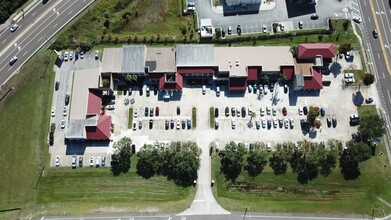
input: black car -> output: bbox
[215,108,219,118]
[139,120,142,129]
[149,119,153,129]
[65,94,70,105]
[231,107,235,116]
[177,106,181,115]
[303,106,308,115]
[55,81,60,91]
[149,107,154,117]
[165,119,169,130]
[327,118,331,127]
[237,25,241,35]
[241,107,246,117]
[321,67,331,75]
[311,14,319,20]
[267,119,272,129]
[145,107,149,117]
[332,117,337,127]
[373,29,378,39]
[270,83,274,92]
[225,107,229,117]
[182,119,186,129]
[365,97,374,103]
[222,29,226,38]
[78,157,83,167]
[43,0,49,3]
[170,119,174,129]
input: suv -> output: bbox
[350,114,360,126]
[65,94,70,105]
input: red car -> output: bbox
[155,107,159,116]
[282,107,287,116]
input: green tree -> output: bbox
[111,137,132,176]
[125,74,138,84]
[136,146,162,179]
[358,114,385,140]
[363,73,375,86]
[220,151,244,182]
[102,78,110,87]
[319,151,337,177]
[246,150,268,179]
[269,152,287,175]
[339,42,351,55]
[307,106,320,127]
[340,141,372,180]
[215,28,221,39]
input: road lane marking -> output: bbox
[387,89,391,103]
[53,23,58,28]
[22,51,28,57]
[31,12,36,17]
[68,10,73,15]
[369,0,391,75]
[1,39,6,44]
[378,53,381,59]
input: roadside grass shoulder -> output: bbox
[0,51,55,216]
[128,108,133,129]
[192,107,197,129]
[210,107,215,128]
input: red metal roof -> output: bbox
[177,67,215,74]
[86,115,111,140]
[87,89,102,115]
[302,67,323,90]
[158,74,183,91]
[247,66,259,81]
[229,77,247,91]
[298,43,335,59]
[281,66,295,80]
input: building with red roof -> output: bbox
[297,43,335,59]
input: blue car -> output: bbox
[187,119,191,129]
[248,85,253,93]
[320,107,326,117]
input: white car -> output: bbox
[96,157,101,167]
[55,156,60,167]
[290,118,294,128]
[10,24,19,32]
[187,2,195,6]
[272,108,277,116]
[280,23,285,31]
[60,120,65,129]
[260,107,265,116]
[284,119,289,129]
[95,50,99,59]
[273,118,278,128]
[202,85,206,94]
[107,105,115,110]
[176,119,180,129]
[262,24,267,33]
[63,107,67,116]
[187,6,196,11]
[345,51,351,59]
[248,106,252,115]
[345,78,355,84]
[298,107,303,115]
[51,107,56,117]
[89,156,94,167]
[266,106,271,115]
[64,52,69,61]
[69,51,73,60]
[134,108,138,118]
[262,118,266,128]
[352,16,362,23]
[231,118,236,129]
[344,73,354,78]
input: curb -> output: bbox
[13,0,42,23]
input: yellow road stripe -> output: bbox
[369,0,391,74]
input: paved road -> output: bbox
[357,0,391,164]
[0,0,95,86]
[40,212,382,220]
[194,0,348,34]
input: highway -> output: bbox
[0,0,95,86]
[357,0,391,161]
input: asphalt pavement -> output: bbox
[0,0,95,86]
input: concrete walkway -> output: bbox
[179,106,230,215]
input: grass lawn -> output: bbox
[192,107,197,129]
[210,107,215,128]
[212,104,391,218]
[128,107,134,129]
[35,156,195,217]
[0,51,55,218]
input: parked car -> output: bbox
[280,23,285,31]
[182,119,186,129]
[284,84,288,94]
[171,119,174,129]
[237,25,241,35]
[215,119,219,129]
[139,119,143,129]
[51,107,56,117]
[241,107,246,117]
[80,51,84,59]
[71,156,77,168]
[279,119,284,128]
[101,156,106,167]
[282,107,287,116]
[231,118,236,129]
[365,97,374,103]
[187,2,195,6]
[256,119,260,129]
[270,83,274,92]
[133,122,137,130]
[149,107,154,117]
[345,78,355,84]
[89,156,94,167]
[202,85,206,94]
[96,157,101,167]
[272,108,277,116]
[327,118,331,127]
[332,117,337,127]
[298,21,303,29]
[155,106,159,116]
[187,119,191,129]
[216,86,220,96]
[215,108,219,117]
[303,106,308,115]
[320,107,326,117]
[267,119,272,129]
[273,118,278,128]
[284,119,289,129]
[298,107,303,115]
[311,14,319,20]
[79,157,83,167]
[106,105,115,110]
[350,114,360,126]
[260,107,265,116]
[55,156,60,167]
[65,94,70,105]
[177,106,181,115]
[149,119,153,129]
[262,119,266,128]
[221,28,226,38]
[95,50,99,59]
[228,26,232,35]
[69,51,73,60]
[266,106,271,115]
[225,107,229,117]
[262,24,267,33]
[63,51,69,61]
[176,119,180,129]
[60,120,65,129]
[236,108,241,117]
[165,119,169,130]
[231,107,235,116]
[145,107,149,116]
[290,118,295,129]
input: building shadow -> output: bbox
[285,0,316,18]
[65,140,110,155]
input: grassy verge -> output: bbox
[192,107,197,129]
[210,107,215,128]
[0,51,55,218]
[128,108,133,129]
[35,156,195,217]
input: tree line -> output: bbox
[0,0,28,24]
[110,137,201,187]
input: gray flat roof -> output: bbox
[145,48,176,72]
[70,68,100,120]
[214,46,294,76]
[122,45,146,73]
[66,116,97,139]
[102,48,123,73]
[176,44,214,66]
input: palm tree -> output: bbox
[278,73,288,83]
[125,74,138,85]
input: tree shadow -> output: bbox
[330,62,342,78]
